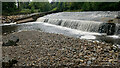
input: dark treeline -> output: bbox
[2,2,17,13]
[52,2,120,11]
[2,2,120,15]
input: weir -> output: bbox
[37,18,101,32]
[37,17,120,35]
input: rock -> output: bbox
[87,61,92,65]
[79,59,84,62]
[2,59,18,67]
[98,23,116,35]
[9,36,19,43]
[91,57,96,60]
[115,15,120,19]
[108,59,113,62]
[2,31,119,66]
[107,23,116,35]
[2,36,19,46]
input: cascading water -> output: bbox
[36,12,120,35]
[37,18,102,32]
[37,17,120,35]
[2,11,120,44]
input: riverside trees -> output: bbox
[51,2,120,11]
[2,2,120,15]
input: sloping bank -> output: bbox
[2,31,119,67]
[2,11,61,24]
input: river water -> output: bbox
[1,11,120,45]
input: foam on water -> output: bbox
[2,11,120,44]
[107,35,120,38]
[80,35,96,39]
[42,11,118,22]
[1,22,16,26]
[37,17,102,32]
[37,12,120,35]
[19,22,101,40]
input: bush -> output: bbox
[31,6,35,13]
[38,9,41,12]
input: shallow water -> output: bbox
[1,22,120,45]
[41,11,118,22]
[1,11,120,45]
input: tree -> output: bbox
[2,2,17,12]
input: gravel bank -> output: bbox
[2,15,31,23]
[2,31,119,67]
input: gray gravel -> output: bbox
[2,31,119,67]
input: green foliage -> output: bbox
[38,9,41,12]
[31,6,35,13]
[51,7,58,11]
[2,2,120,15]
[51,2,120,11]
[2,2,17,13]
[29,2,52,12]
[81,2,120,11]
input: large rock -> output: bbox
[2,36,19,46]
[98,23,116,35]
[115,15,120,19]
[2,59,18,67]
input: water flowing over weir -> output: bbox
[36,12,120,35]
[35,12,120,45]
[1,11,120,45]
[37,18,102,32]
[37,17,120,35]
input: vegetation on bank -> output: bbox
[2,2,120,15]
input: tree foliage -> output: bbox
[51,2,120,11]
[2,2,17,13]
[29,2,52,12]
[2,2,120,14]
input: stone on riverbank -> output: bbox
[2,36,19,46]
[2,31,119,67]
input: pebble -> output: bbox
[87,61,92,65]
[91,57,96,60]
[2,31,119,66]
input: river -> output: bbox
[1,11,120,45]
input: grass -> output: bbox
[51,7,58,11]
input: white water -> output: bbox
[2,11,120,44]
[41,11,118,22]
[37,12,120,35]
[37,18,102,32]
[18,22,101,40]
[0,22,16,26]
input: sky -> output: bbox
[48,0,52,3]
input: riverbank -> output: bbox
[2,14,32,23]
[2,11,61,24]
[2,31,119,67]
